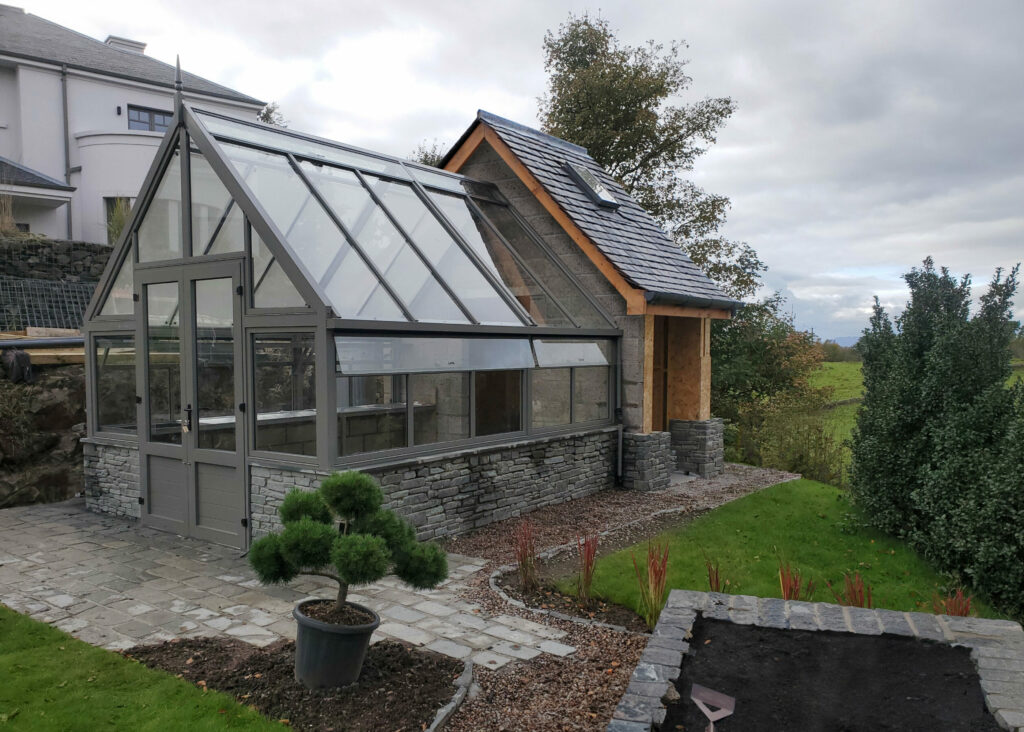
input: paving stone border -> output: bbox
[427,659,474,732]
[608,589,1024,732]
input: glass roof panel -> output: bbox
[196,111,405,177]
[99,254,134,316]
[299,162,468,324]
[428,191,572,327]
[220,143,405,321]
[363,176,523,326]
[474,200,611,328]
[336,335,535,374]
[533,339,612,367]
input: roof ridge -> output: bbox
[477,110,589,156]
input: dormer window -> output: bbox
[565,162,619,209]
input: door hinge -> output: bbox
[238,402,246,413]
[240,518,248,528]
[132,292,140,302]
[236,285,244,296]
[138,496,145,505]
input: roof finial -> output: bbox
[174,55,183,91]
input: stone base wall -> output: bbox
[621,431,673,491]
[0,237,111,282]
[669,418,725,478]
[83,442,140,518]
[252,429,618,540]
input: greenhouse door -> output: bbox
[137,260,247,549]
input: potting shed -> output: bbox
[82,80,738,550]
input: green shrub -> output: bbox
[851,258,1024,617]
[248,470,447,611]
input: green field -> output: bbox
[810,361,864,402]
[581,479,1001,618]
[0,605,278,731]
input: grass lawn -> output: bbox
[810,361,863,402]
[0,605,280,731]
[583,479,1002,619]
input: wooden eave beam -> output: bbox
[444,123,732,321]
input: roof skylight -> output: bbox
[565,162,619,209]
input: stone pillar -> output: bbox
[669,418,725,478]
[621,431,673,491]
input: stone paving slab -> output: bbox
[0,498,575,670]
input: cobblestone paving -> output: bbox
[0,498,573,670]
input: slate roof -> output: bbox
[445,110,740,311]
[0,155,75,191]
[0,5,263,106]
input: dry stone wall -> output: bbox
[83,442,140,518]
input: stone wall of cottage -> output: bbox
[82,441,140,518]
[251,428,618,540]
[670,418,725,478]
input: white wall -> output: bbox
[4,57,260,242]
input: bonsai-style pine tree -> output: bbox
[249,471,447,611]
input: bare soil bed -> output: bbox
[667,618,1000,731]
[127,636,462,731]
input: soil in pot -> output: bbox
[301,599,376,625]
[128,636,463,732]
[664,618,1001,731]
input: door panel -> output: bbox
[137,261,247,550]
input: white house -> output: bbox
[0,4,264,243]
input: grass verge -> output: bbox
[581,479,1002,619]
[0,605,280,731]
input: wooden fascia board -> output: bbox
[445,125,647,313]
[643,303,733,320]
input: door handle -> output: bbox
[184,403,193,433]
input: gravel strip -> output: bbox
[443,464,797,731]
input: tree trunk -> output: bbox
[335,581,349,611]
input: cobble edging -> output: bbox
[252,430,618,540]
[83,442,140,519]
[426,660,474,732]
[608,590,1024,732]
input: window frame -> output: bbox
[89,331,140,439]
[249,329,320,464]
[128,104,174,133]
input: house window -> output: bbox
[128,105,173,132]
[15,223,29,233]
[104,197,132,245]
[475,370,523,437]
[93,334,136,434]
[253,333,317,456]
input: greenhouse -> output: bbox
[82,86,737,550]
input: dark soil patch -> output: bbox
[665,618,1000,732]
[127,636,462,731]
[495,571,648,634]
[302,599,376,626]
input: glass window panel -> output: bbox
[99,254,134,316]
[195,278,235,451]
[365,177,521,325]
[146,282,181,444]
[337,374,407,455]
[573,366,610,422]
[300,163,467,323]
[531,368,571,428]
[94,334,136,434]
[353,285,406,321]
[221,144,403,320]
[253,333,316,456]
[475,200,611,328]
[475,370,522,436]
[429,191,571,326]
[336,336,534,375]
[190,152,243,256]
[138,150,182,262]
[197,112,405,176]
[533,339,612,367]
[407,165,464,193]
[411,372,470,446]
[252,229,306,308]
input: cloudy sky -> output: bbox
[27,0,1024,339]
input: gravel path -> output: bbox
[443,464,798,732]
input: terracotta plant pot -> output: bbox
[293,599,381,688]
